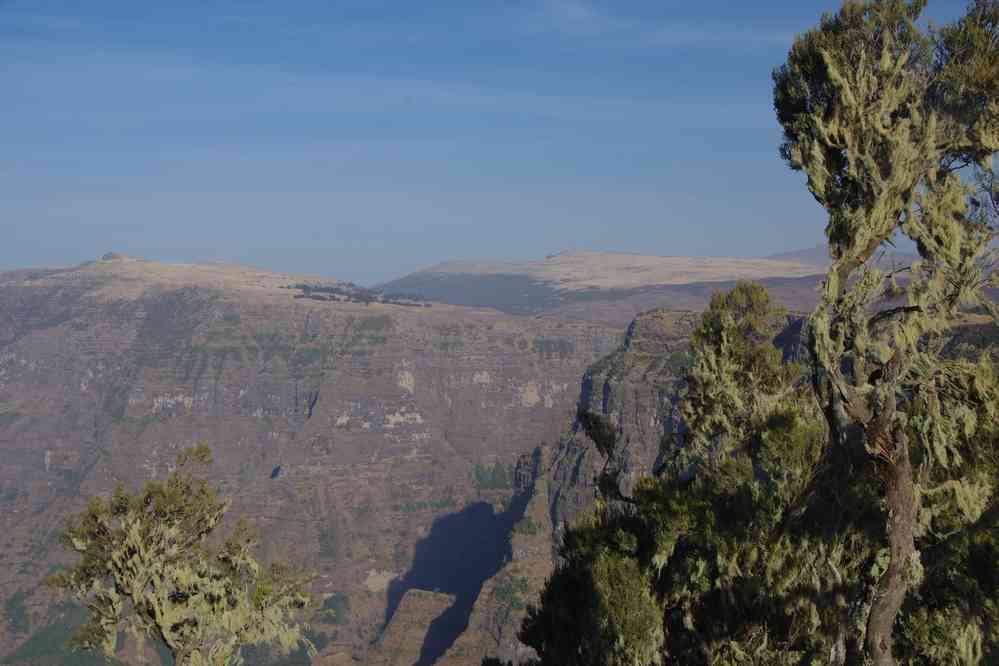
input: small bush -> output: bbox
[0,604,122,666]
[3,590,29,635]
[474,462,514,490]
[512,517,540,537]
[317,592,350,625]
[494,575,530,611]
[317,524,340,561]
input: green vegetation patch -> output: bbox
[135,288,218,368]
[356,314,394,333]
[253,330,294,365]
[317,592,350,625]
[494,575,530,612]
[474,462,514,490]
[317,523,340,561]
[512,516,540,537]
[434,324,464,353]
[663,349,694,375]
[1,604,124,666]
[239,628,333,666]
[0,405,21,428]
[58,465,86,498]
[532,337,576,359]
[396,496,458,513]
[3,590,29,635]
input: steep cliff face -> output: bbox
[0,258,621,662]
[453,309,826,665]
[441,309,696,665]
[545,309,697,543]
[435,448,554,666]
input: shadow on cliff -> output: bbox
[383,495,529,666]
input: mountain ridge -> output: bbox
[388,249,822,292]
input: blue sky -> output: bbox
[0,1,968,284]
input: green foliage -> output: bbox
[523,278,999,664]
[474,462,514,490]
[511,517,540,537]
[46,444,315,666]
[317,592,350,625]
[532,337,575,359]
[675,281,796,466]
[3,589,29,635]
[773,0,999,660]
[253,330,294,366]
[494,575,530,612]
[577,408,618,459]
[240,628,332,666]
[317,522,340,561]
[1,603,124,666]
[289,346,323,374]
[356,314,393,333]
[0,408,20,428]
[521,545,663,666]
[663,349,694,376]
[525,284,828,664]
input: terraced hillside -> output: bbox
[0,256,621,664]
[4,253,988,665]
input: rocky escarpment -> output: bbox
[435,309,697,665]
[545,309,698,543]
[436,448,554,666]
[452,308,821,665]
[0,259,621,663]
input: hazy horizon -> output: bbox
[2,1,964,284]
[0,243,835,285]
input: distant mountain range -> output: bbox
[765,245,832,266]
[379,250,828,322]
[398,249,822,291]
[0,249,993,665]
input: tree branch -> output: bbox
[868,305,922,328]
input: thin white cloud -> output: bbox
[2,51,775,134]
[3,1,795,55]
[537,0,612,33]
[527,0,793,47]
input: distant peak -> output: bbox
[544,249,574,260]
[100,251,135,262]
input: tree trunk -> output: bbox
[864,430,917,666]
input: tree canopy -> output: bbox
[47,444,315,666]
[520,2,999,664]
[774,0,998,661]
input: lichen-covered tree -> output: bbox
[521,283,835,664]
[519,2,999,665]
[47,444,315,666]
[774,0,998,662]
[522,281,997,665]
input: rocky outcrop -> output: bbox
[546,309,697,547]
[436,448,554,666]
[443,309,697,665]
